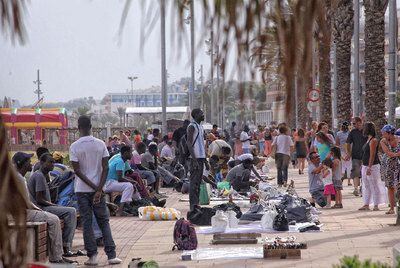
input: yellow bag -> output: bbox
[138,206,181,221]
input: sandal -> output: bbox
[386,209,395,215]
[358,206,370,211]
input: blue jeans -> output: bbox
[92,214,102,239]
[243,148,251,154]
[43,206,76,250]
[275,153,290,185]
[76,192,116,259]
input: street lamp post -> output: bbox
[388,0,397,125]
[127,76,138,104]
[161,0,167,135]
[33,69,43,102]
[190,0,195,111]
[127,76,138,127]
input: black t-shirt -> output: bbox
[172,127,186,144]
[346,129,367,160]
[362,139,380,166]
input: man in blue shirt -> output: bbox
[105,145,138,216]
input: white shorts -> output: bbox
[341,159,352,177]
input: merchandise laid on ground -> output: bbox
[172,170,318,262]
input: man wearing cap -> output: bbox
[12,152,70,263]
[27,153,77,258]
[226,154,257,192]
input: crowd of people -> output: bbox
[10,109,400,265]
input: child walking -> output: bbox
[329,146,343,209]
[321,158,336,208]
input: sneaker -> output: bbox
[108,257,122,265]
[84,254,98,266]
[353,189,359,196]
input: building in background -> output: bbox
[104,78,189,113]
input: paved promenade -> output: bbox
[71,164,400,267]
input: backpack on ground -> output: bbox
[172,218,198,251]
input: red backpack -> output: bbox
[172,218,198,251]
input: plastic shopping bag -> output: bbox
[138,206,181,221]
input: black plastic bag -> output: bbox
[187,207,216,226]
[273,208,289,231]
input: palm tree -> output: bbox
[75,106,91,117]
[124,0,323,125]
[363,0,388,132]
[316,0,333,127]
[332,0,354,125]
[116,107,126,127]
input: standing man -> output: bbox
[346,116,367,196]
[240,125,252,154]
[229,121,237,156]
[28,153,77,258]
[70,115,121,266]
[187,108,208,211]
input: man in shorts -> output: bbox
[346,117,367,196]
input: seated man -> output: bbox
[142,142,178,188]
[28,153,77,256]
[33,146,50,172]
[160,139,175,161]
[105,145,139,216]
[308,152,326,207]
[208,139,232,179]
[226,156,257,192]
[12,152,72,263]
[131,142,159,193]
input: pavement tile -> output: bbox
[69,163,400,267]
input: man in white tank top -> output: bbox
[187,108,209,211]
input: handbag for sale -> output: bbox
[211,210,229,232]
[272,207,289,231]
[261,205,278,230]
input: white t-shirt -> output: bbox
[272,134,294,156]
[70,135,110,193]
[240,131,251,149]
[147,134,154,141]
[160,144,174,158]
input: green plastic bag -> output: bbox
[199,182,210,205]
[217,181,231,191]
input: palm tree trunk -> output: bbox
[296,75,309,129]
[317,0,332,126]
[364,0,388,132]
[333,0,354,124]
